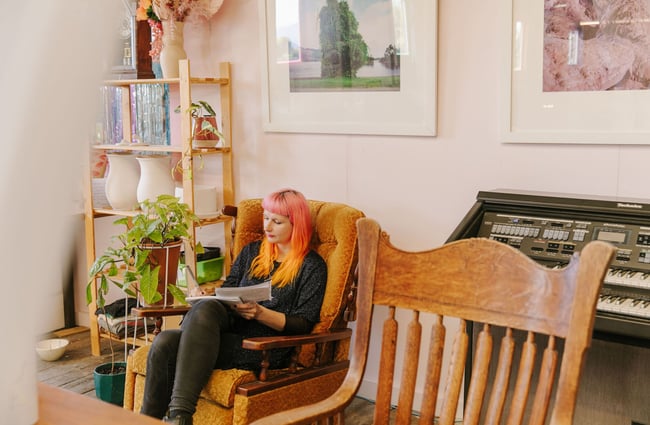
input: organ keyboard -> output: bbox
[448,189,650,345]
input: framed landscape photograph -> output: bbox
[502,1,650,144]
[259,0,437,136]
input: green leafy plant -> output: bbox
[86,194,201,309]
[187,100,216,117]
[175,100,224,140]
[172,100,225,177]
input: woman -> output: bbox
[141,189,327,425]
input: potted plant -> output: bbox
[176,100,224,148]
[87,193,201,309]
[91,300,128,406]
[86,194,200,404]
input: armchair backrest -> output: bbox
[228,198,365,363]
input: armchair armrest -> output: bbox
[237,329,353,397]
[240,329,352,383]
[241,329,352,351]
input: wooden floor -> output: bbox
[36,327,422,424]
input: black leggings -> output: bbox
[140,299,241,419]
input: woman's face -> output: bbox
[263,210,293,247]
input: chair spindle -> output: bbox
[418,314,445,424]
[374,306,398,425]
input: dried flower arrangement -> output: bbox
[136,0,223,60]
[152,0,223,23]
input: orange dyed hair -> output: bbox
[249,189,313,287]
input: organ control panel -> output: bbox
[448,189,650,345]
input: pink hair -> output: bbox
[249,189,312,287]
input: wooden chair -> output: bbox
[124,198,365,425]
[252,218,615,425]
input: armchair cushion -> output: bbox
[130,344,257,409]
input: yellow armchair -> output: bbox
[123,198,365,424]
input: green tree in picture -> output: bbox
[319,0,369,79]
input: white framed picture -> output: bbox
[259,0,437,136]
[502,1,650,144]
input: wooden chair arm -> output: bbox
[250,380,359,425]
[241,329,352,351]
[222,204,238,217]
[237,329,353,397]
[241,329,352,383]
[132,305,191,336]
[132,305,191,317]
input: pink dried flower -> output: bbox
[148,20,163,59]
[151,0,223,23]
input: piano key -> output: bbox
[604,268,650,289]
[597,296,650,319]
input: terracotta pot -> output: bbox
[143,240,183,306]
[192,116,220,148]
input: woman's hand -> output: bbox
[233,302,260,320]
[232,302,286,331]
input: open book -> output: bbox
[186,280,272,306]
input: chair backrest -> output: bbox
[357,218,615,425]
[228,198,365,363]
[252,218,615,425]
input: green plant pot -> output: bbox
[93,361,127,405]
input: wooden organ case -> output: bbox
[449,189,650,425]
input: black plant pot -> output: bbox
[93,361,127,405]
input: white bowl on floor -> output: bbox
[36,338,69,361]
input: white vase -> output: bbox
[105,153,140,210]
[136,155,175,204]
[159,20,186,78]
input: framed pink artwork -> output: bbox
[502,1,650,144]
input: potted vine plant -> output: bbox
[175,100,224,148]
[91,298,128,406]
[86,193,200,405]
[87,193,201,309]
